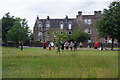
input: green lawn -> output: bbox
[2,47,118,78]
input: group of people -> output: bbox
[61,41,79,51]
[43,41,103,51]
[43,41,55,51]
[93,42,103,50]
[19,41,103,51]
[43,41,84,51]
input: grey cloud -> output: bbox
[0,0,114,30]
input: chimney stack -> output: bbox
[47,16,50,20]
[78,11,82,15]
[94,10,101,15]
[94,10,101,18]
[37,15,39,20]
[65,15,68,19]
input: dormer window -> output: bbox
[60,21,64,29]
[46,21,50,28]
[88,19,91,24]
[38,22,43,29]
[68,21,72,29]
[84,19,88,24]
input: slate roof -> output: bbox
[34,18,76,28]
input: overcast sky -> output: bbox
[0,0,115,31]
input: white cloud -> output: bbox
[0,0,114,31]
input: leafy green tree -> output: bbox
[7,18,29,47]
[68,30,88,42]
[95,1,120,50]
[29,31,34,41]
[27,30,34,46]
[2,12,14,43]
[46,30,53,41]
[55,32,67,55]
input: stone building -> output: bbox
[33,11,111,43]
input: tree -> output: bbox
[2,12,14,43]
[46,30,53,41]
[95,1,120,50]
[26,30,34,47]
[55,32,67,55]
[7,18,29,47]
[68,30,88,42]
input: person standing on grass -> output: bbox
[99,42,103,50]
[20,42,23,51]
[43,41,47,49]
[48,42,51,51]
[61,41,64,52]
[50,42,54,49]
[79,42,83,48]
[65,41,69,51]
[74,41,77,51]
[70,41,74,51]
[94,41,99,49]
[88,43,92,48]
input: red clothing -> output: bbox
[43,42,47,46]
[94,42,99,47]
[49,47,51,51]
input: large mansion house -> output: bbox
[33,11,112,43]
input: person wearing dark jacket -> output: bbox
[74,41,77,51]
[20,42,23,51]
[43,41,47,49]
[100,42,103,50]
[61,41,64,51]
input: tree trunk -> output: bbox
[58,46,60,55]
[57,46,60,55]
[111,38,114,50]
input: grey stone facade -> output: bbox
[33,11,111,43]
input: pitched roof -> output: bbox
[34,18,76,28]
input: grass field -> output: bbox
[2,47,118,78]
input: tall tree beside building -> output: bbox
[68,30,88,42]
[7,18,29,47]
[95,1,120,50]
[2,12,15,43]
[46,30,53,41]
